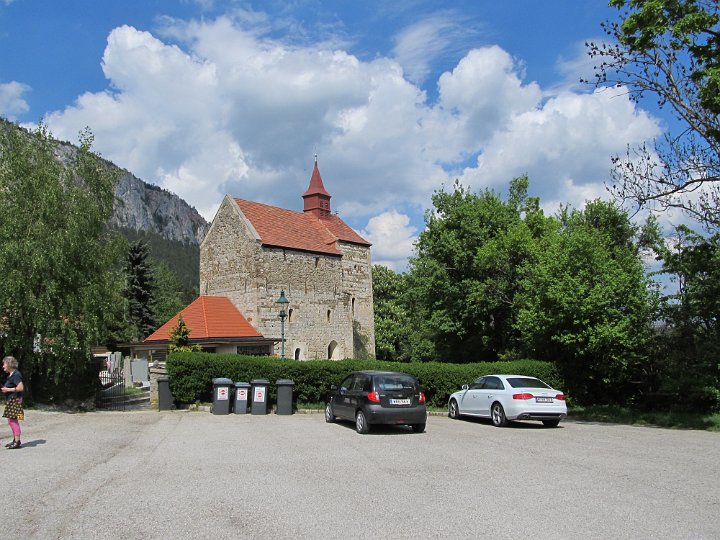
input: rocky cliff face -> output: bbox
[109,169,209,245]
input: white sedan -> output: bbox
[448,374,567,427]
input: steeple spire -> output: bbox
[303,157,331,218]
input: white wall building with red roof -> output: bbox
[199,160,375,360]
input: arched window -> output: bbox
[288,308,294,322]
[351,297,355,318]
[294,348,301,360]
[327,309,331,322]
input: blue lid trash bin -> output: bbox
[212,378,233,415]
[250,379,270,415]
[276,379,295,415]
[234,381,251,414]
[158,375,173,411]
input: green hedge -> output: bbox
[166,353,563,408]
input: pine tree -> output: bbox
[124,240,157,340]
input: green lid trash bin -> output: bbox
[250,379,270,415]
[212,378,233,415]
[276,379,295,415]
[234,381,251,414]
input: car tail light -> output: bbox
[418,392,426,404]
[513,393,534,400]
[367,391,380,403]
[555,394,565,400]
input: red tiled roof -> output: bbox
[234,198,370,254]
[145,296,262,342]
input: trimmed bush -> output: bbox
[166,353,563,408]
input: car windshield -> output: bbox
[506,377,551,389]
[376,375,417,391]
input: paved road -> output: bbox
[5,410,719,539]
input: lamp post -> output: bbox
[275,289,290,359]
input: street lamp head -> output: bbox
[276,288,289,318]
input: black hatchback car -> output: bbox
[325,371,427,434]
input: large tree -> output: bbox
[407,176,552,362]
[124,240,157,341]
[587,0,720,227]
[0,121,122,401]
[515,200,658,404]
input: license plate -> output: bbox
[389,398,411,405]
[536,397,553,403]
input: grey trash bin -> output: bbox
[158,376,173,411]
[212,378,233,415]
[276,379,295,415]
[234,381,251,414]
[250,378,270,415]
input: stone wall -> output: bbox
[200,196,375,360]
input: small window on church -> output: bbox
[315,257,319,268]
[327,309,331,322]
[288,308,293,322]
[351,298,355,318]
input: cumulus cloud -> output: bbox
[361,210,418,272]
[0,81,30,119]
[39,13,663,269]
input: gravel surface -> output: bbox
[5,410,719,539]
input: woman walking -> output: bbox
[2,356,24,449]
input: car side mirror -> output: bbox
[330,384,338,391]
[462,384,469,391]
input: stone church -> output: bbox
[199,160,376,360]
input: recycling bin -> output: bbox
[158,376,173,411]
[212,378,233,415]
[234,381,251,414]
[250,378,270,415]
[276,379,295,415]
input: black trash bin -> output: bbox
[250,378,270,415]
[158,376,173,411]
[276,379,295,415]
[234,381,251,414]
[212,378,233,415]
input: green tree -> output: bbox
[124,240,157,340]
[168,314,201,353]
[651,226,720,410]
[515,200,658,404]
[372,264,413,361]
[152,260,185,327]
[587,0,720,227]
[408,176,551,362]
[0,121,122,402]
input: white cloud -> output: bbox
[361,210,418,272]
[0,81,30,119]
[458,86,661,213]
[38,15,664,270]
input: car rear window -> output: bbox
[375,375,418,391]
[506,377,551,389]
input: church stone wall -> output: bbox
[200,197,376,360]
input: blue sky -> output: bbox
[1,1,668,270]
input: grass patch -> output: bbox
[569,405,720,432]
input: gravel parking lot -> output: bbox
[6,410,719,539]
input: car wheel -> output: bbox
[411,423,426,433]
[355,410,370,434]
[448,399,460,419]
[542,419,560,428]
[325,403,336,423]
[491,402,509,427]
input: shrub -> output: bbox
[166,353,563,408]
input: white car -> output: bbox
[448,374,567,427]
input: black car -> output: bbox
[325,371,427,434]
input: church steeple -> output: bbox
[302,155,332,218]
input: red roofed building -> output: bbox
[131,296,276,359]
[200,159,375,360]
